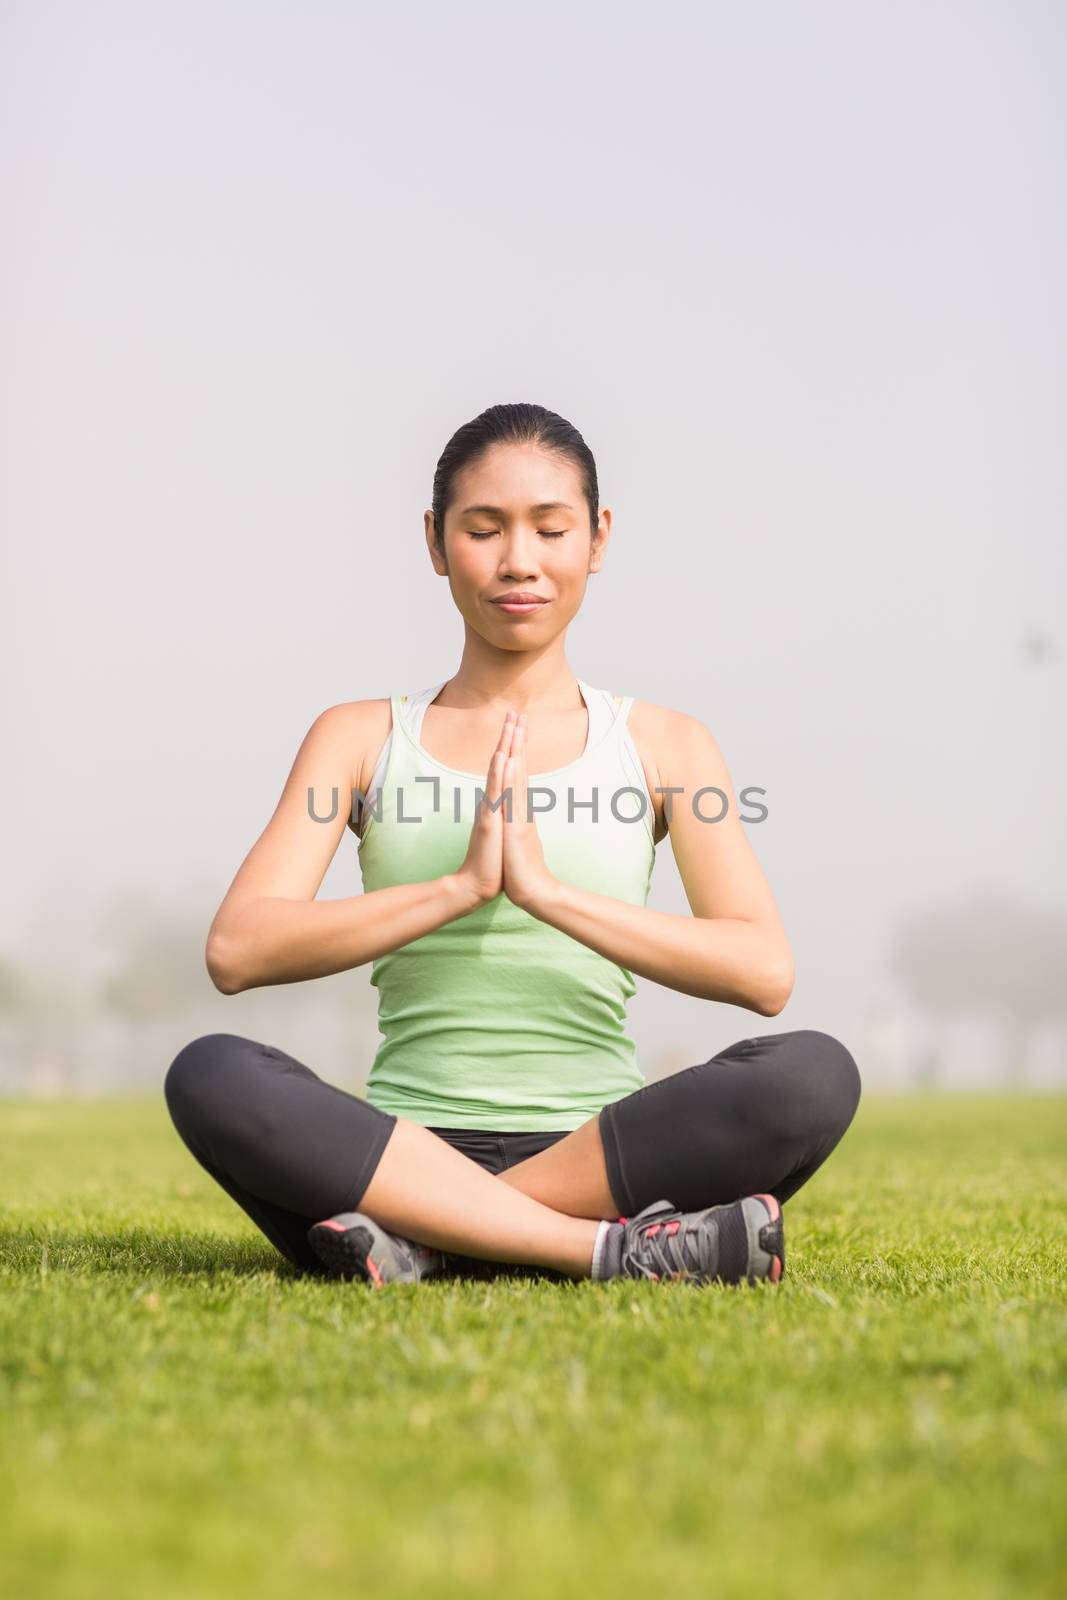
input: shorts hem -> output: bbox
[597,1100,636,1215]
[340,1109,398,1212]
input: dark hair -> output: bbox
[431,403,599,551]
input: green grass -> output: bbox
[1,1093,1065,1600]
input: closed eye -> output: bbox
[467,534,566,547]
[467,530,566,540]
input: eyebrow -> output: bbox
[459,502,575,517]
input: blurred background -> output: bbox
[2,0,1064,1098]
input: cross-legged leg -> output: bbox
[496,1030,862,1217]
[164,1033,399,1274]
[163,1033,603,1277]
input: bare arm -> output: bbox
[205,702,493,995]
[515,708,795,1016]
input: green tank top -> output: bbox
[355,678,658,1129]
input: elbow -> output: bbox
[752,954,795,1017]
[205,932,246,996]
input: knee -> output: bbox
[760,1029,861,1144]
[793,1030,862,1138]
[164,1033,242,1127]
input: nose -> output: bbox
[498,529,543,580]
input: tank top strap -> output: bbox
[401,683,448,744]
[363,686,442,799]
[604,689,653,848]
[356,695,404,839]
[605,690,636,736]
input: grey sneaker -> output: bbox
[307,1212,446,1287]
[617,1194,784,1286]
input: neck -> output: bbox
[439,636,583,715]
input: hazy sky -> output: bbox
[3,1,1064,1079]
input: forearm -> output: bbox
[206,874,482,993]
[525,881,794,1015]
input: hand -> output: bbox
[454,710,517,907]
[502,715,560,914]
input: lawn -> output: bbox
[1,1091,1065,1599]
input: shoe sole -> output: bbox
[743,1193,785,1284]
[307,1218,385,1287]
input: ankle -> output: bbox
[590,1219,624,1279]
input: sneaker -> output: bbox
[307,1212,446,1287]
[616,1194,784,1286]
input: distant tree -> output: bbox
[891,887,1067,1086]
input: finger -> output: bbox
[505,752,518,819]
[516,720,530,823]
[496,710,516,752]
[505,748,522,824]
[490,747,513,812]
[485,748,503,801]
[486,716,515,790]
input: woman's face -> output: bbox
[426,442,610,646]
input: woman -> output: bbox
[164,403,861,1289]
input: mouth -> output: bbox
[490,597,550,615]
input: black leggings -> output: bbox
[163,1029,861,1278]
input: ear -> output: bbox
[589,507,612,572]
[425,510,448,574]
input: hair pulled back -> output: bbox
[431,403,599,550]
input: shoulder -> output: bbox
[302,697,390,743]
[627,697,722,775]
[623,697,727,845]
[299,698,394,796]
